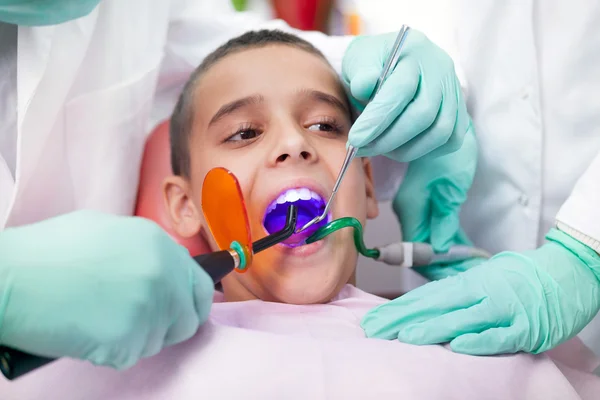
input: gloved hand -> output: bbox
[393,121,478,280]
[0,210,214,370]
[362,229,600,355]
[342,29,469,162]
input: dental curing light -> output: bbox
[1,167,298,381]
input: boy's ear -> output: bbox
[163,175,203,238]
[361,158,379,219]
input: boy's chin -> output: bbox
[268,269,351,305]
[274,285,341,305]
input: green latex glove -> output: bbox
[342,29,469,162]
[0,0,100,26]
[362,228,600,355]
[393,121,478,280]
[0,210,214,370]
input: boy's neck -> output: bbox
[220,271,357,303]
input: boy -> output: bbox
[163,29,379,305]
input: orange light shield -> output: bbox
[201,167,253,267]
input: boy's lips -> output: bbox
[261,180,332,247]
[277,235,327,257]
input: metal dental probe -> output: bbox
[296,25,411,233]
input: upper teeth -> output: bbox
[268,188,322,212]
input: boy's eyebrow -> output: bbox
[299,89,350,115]
[209,94,264,126]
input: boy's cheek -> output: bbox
[204,230,221,253]
[338,178,369,222]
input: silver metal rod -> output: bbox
[370,25,410,102]
[296,146,359,232]
[296,25,411,234]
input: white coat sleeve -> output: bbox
[556,151,600,253]
[149,0,353,129]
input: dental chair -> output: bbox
[134,120,210,256]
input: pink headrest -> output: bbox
[134,120,210,256]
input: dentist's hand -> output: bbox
[0,210,214,370]
[343,29,476,276]
[342,29,469,162]
[394,122,478,280]
[362,229,600,355]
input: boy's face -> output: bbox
[165,44,378,304]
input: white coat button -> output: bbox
[518,194,529,207]
[520,86,532,100]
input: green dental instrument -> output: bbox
[305,218,491,267]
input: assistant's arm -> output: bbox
[362,153,600,356]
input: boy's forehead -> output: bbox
[194,45,345,117]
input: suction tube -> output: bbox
[306,217,491,267]
[305,217,380,259]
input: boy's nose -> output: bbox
[270,127,318,166]
[276,150,313,164]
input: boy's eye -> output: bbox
[228,129,261,142]
[307,123,338,133]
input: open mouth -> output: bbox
[263,188,331,247]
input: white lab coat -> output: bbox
[0,0,351,230]
[455,0,600,254]
[455,0,600,354]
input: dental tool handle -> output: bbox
[0,346,55,380]
[376,242,432,267]
[370,25,410,102]
[376,242,491,267]
[429,245,492,264]
[194,249,240,285]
